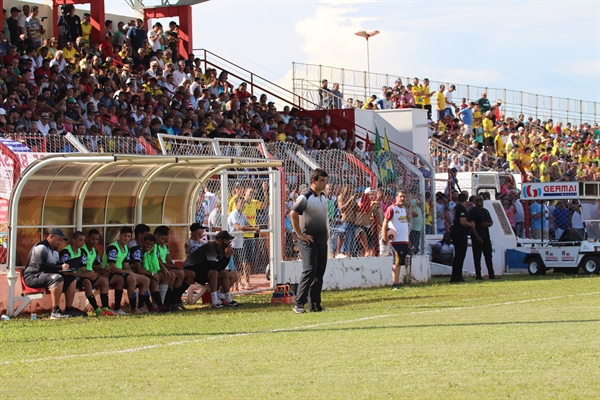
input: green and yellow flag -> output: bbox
[374,127,396,184]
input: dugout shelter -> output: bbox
[4,153,282,316]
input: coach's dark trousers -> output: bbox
[450,234,467,282]
[472,239,495,279]
[296,241,328,307]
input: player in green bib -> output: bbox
[85,229,121,315]
[130,232,170,312]
[59,231,113,317]
[154,226,185,311]
[103,226,150,315]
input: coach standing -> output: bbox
[290,168,329,313]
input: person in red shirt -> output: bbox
[99,32,115,62]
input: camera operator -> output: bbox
[58,5,81,48]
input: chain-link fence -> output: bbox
[158,135,278,292]
[292,63,599,124]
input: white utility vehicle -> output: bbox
[518,181,600,276]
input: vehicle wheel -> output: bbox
[528,258,546,276]
[581,256,600,275]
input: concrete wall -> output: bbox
[354,108,429,156]
[280,255,430,290]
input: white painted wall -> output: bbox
[280,255,430,290]
[354,108,429,156]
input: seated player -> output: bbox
[102,226,150,315]
[154,225,185,310]
[84,229,124,314]
[129,223,151,249]
[23,228,79,319]
[130,232,171,312]
[59,231,114,316]
[185,223,208,256]
[182,231,242,308]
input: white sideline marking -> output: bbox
[1,291,598,366]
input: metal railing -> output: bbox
[292,62,599,124]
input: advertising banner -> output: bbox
[521,182,579,200]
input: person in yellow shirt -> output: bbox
[435,84,446,121]
[228,184,245,214]
[539,155,550,182]
[494,129,507,158]
[412,77,424,109]
[81,13,92,46]
[508,144,520,173]
[521,147,533,172]
[422,78,435,119]
[482,111,494,148]
[530,156,539,179]
[62,41,80,64]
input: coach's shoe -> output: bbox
[112,309,129,316]
[391,284,404,291]
[293,305,306,314]
[211,303,224,309]
[50,310,70,319]
[225,301,243,307]
[309,303,324,312]
[132,308,146,315]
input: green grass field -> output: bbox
[2,274,600,399]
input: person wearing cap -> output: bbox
[23,228,80,319]
[290,168,329,313]
[182,230,242,308]
[186,223,208,256]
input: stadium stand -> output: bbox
[2,3,598,317]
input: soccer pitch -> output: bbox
[2,275,600,399]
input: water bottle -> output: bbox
[31,313,37,321]
[0,314,9,321]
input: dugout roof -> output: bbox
[7,153,282,277]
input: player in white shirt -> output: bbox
[381,191,412,290]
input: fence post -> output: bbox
[364,71,367,101]
[466,85,470,101]
[503,89,506,117]
[520,91,523,115]
[292,62,295,99]
[341,68,345,96]
[319,64,322,86]
[550,96,553,120]
[535,94,538,120]
[580,100,583,125]
[566,98,569,123]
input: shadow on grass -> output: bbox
[5,318,600,345]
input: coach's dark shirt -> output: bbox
[291,188,328,245]
[24,240,61,276]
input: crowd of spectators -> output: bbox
[316,77,600,183]
[0,5,373,156]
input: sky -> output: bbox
[103,0,599,103]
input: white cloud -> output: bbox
[551,59,600,81]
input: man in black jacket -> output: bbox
[23,228,78,319]
[469,195,496,280]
